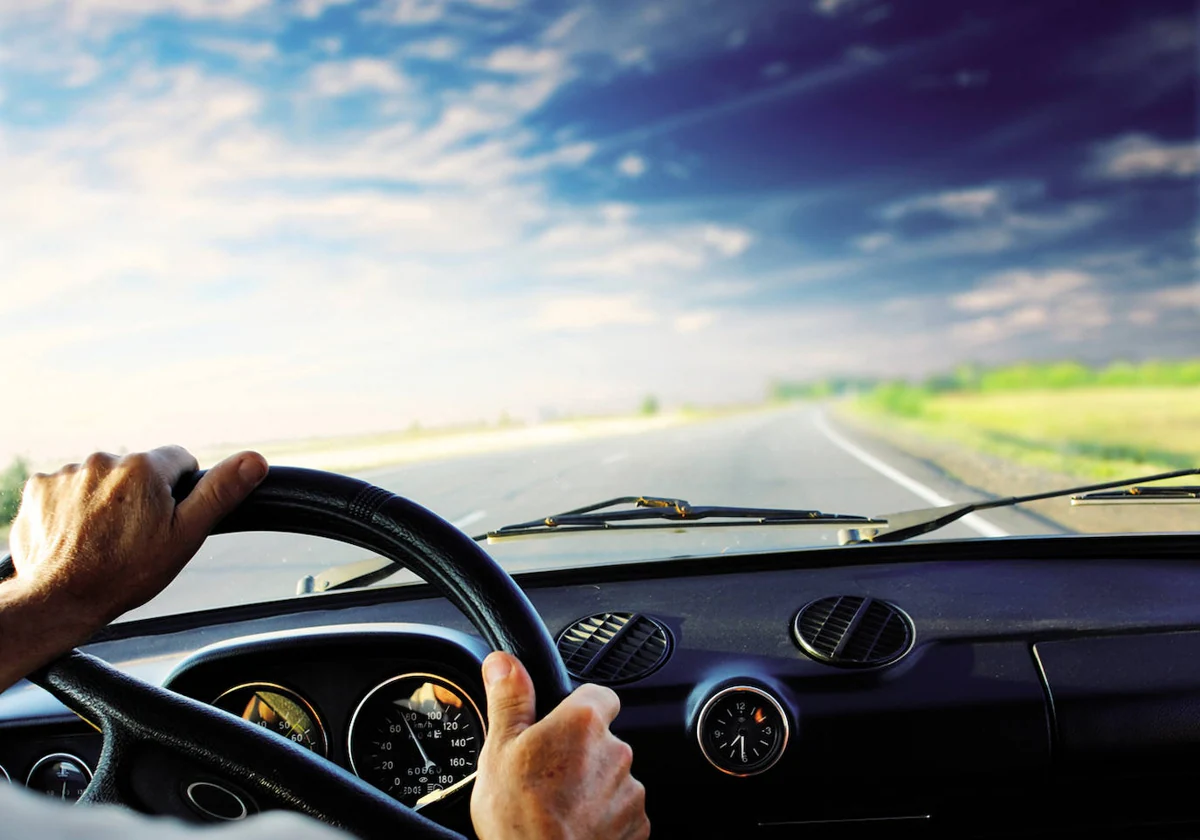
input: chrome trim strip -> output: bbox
[759,814,931,826]
[212,682,329,759]
[184,781,249,822]
[695,684,790,777]
[346,671,486,808]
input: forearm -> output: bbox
[0,580,97,693]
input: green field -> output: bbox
[854,386,1200,480]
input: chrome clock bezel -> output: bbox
[25,752,93,799]
[695,684,790,777]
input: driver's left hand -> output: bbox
[0,446,266,690]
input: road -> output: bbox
[125,405,1061,620]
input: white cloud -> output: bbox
[196,38,278,63]
[813,0,861,17]
[1091,133,1200,180]
[702,225,752,256]
[726,28,747,49]
[761,61,788,79]
[952,269,1095,313]
[363,0,445,24]
[844,45,883,65]
[314,37,342,54]
[309,58,408,96]
[297,0,354,18]
[364,0,521,25]
[674,311,717,333]
[531,294,657,332]
[853,232,892,253]
[616,153,648,178]
[482,46,563,75]
[404,37,460,60]
[543,7,586,42]
[952,305,1050,345]
[883,186,1004,220]
[1150,283,1200,310]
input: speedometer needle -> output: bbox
[400,713,436,772]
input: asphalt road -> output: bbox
[122,405,1060,620]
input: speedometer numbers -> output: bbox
[213,683,328,757]
[696,685,789,776]
[348,673,485,808]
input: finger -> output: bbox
[143,445,201,485]
[481,651,537,744]
[557,682,621,728]
[174,450,268,545]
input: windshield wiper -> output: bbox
[296,496,881,593]
[484,495,881,540]
[852,467,1200,545]
[1070,485,1200,505]
[297,469,1200,594]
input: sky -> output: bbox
[0,0,1197,463]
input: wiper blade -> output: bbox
[484,495,881,541]
[1071,485,1200,505]
[857,467,1200,545]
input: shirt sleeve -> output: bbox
[0,784,353,840]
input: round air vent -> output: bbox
[793,595,913,668]
[556,612,673,685]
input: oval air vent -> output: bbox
[556,612,673,685]
[793,596,913,668]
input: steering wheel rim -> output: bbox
[15,467,574,838]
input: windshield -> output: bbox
[1,0,1197,620]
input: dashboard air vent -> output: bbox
[793,596,913,668]
[556,612,673,685]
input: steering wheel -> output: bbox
[5,467,574,840]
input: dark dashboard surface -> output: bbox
[3,533,1200,838]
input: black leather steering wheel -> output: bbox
[5,467,574,839]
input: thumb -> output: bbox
[482,651,537,744]
[175,451,268,545]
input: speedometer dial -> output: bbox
[348,673,485,808]
[212,683,328,757]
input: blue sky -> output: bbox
[0,0,1196,461]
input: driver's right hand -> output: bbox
[471,651,651,840]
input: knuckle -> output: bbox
[81,451,116,472]
[612,737,634,772]
[117,452,156,482]
[566,702,601,733]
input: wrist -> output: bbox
[0,577,100,691]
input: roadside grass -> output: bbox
[850,387,1200,481]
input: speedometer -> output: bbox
[348,673,486,808]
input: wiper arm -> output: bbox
[296,496,882,594]
[484,495,881,541]
[857,467,1200,545]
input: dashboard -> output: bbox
[2,532,1200,838]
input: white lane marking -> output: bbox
[812,410,1008,538]
[450,510,487,531]
[602,452,628,465]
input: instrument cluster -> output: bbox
[207,673,485,809]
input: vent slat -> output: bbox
[556,612,672,685]
[793,596,912,668]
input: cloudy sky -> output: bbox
[0,0,1196,462]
